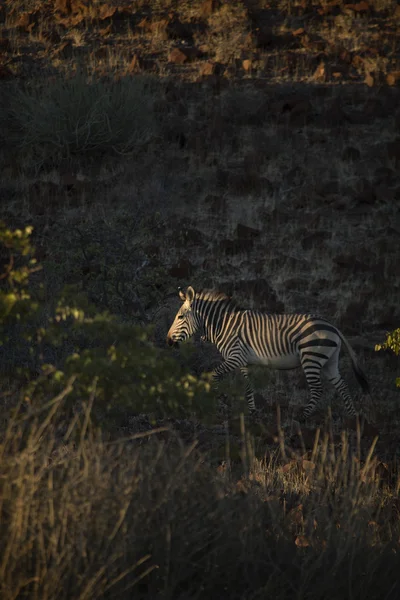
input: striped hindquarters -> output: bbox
[238,312,341,367]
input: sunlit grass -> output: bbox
[0,390,399,600]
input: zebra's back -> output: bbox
[238,312,341,369]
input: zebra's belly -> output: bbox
[247,351,300,370]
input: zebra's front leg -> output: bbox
[240,366,256,414]
[212,358,248,405]
[212,358,241,385]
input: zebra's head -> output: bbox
[166,286,199,347]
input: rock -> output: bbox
[199,61,224,77]
[235,173,271,195]
[300,33,325,52]
[97,5,116,19]
[0,64,13,79]
[168,260,194,279]
[242,59,252,72]
[330,66,347,80]
[252,28,276,49]
[243,151,263,172]
[54,0,87,15]
[12,12,29,30]
[352,54,364,70]
[199,61,215,76]
[186,132,208,159]
[330,195,349,210]
[276,95,312,126]
[200,0,219,17]
[353,179,376,205]
[333,255,370,272]
[344,1,370,15]
[385,138,400,165]
[150,19,169,40]
[216,168,229,188]
[386,71,400,86]
[375,307,400,329]
[54,0,70,13]
[166,18,195,42]
[144,245,160,258]
[314,180,340,196]
[312,61,326,82]
[219,238,254,255]
[0,38,11,52]
[175,227,205,247]
[202,258,215,271]
[287,166,305,185]
[348,336,373,352]
[301,231,330,251]
[235,223,261,240]
[204,194,227,214]
[345,205,373,218]
[168,46,201,64]
[364,72,374,87]
[373,166,395,185]
[261,177,274,196]
[374,183,395,204]
[339,301,368,333]
[342,146,361,161]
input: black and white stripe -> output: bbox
[166,287,369,417]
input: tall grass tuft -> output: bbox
[2,71,160,170]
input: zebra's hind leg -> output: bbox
[240,367,257,414]
[330,376,357,416]
[322,355,357,417]
[302,371,324,418]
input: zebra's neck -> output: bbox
[194,298,237,345]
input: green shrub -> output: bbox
[0,223,214,426]
[41,306,214,423]
[0,222,43,377]
[375,329,400,387]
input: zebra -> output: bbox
[166,286,370,418]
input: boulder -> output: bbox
[168,46,201,64]
[235,223,261,240]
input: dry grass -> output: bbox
[0,392,399,600]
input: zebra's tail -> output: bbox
[338,331,370,395]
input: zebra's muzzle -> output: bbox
[166,337,179,348]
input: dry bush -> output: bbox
[206,2,251,64]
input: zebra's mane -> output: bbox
[194,289,240,311]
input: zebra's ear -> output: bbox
[178,287,186,301]
[186,286,195,304]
